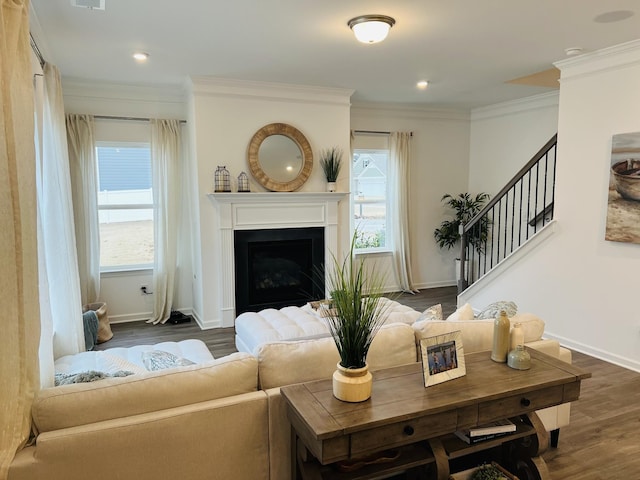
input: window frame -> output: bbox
[96,141,154,273]
[351,147,392,254]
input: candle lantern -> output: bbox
[214,166,231,192]
[237,172,250,192]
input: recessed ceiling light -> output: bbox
[133,52,149,62]
[594,10,634,23]
[416,80,429,90]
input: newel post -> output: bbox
[458,224,468,294]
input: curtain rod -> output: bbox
[353,129,413,136]
[30,33,45,68]
[95,115,187,124]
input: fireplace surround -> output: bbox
[209,192,347,327]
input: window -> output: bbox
[352,149,390,251]
[96,143,154,270]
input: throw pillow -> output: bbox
[417,304,443,322]
[54,370,133,386]
[477,301,518,319]
[445,303,475,321]
[141,350,196,371]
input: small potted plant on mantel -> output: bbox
[319,146,343,192]
[322,232,389,402]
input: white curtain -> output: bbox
[39,63,85,358]
[66,114,100,305]
[148,119,182,324]
[389,132,417,293]
[0,1,40,477]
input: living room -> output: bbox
[3,1,640,479]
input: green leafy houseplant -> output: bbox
[433,192,490,253]
[324,233,388,369]
[319,147,343,182]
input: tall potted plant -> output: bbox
[323,233,389,402]
[433,192,490,252]
[433,192,490,279]
[319,147,343,192]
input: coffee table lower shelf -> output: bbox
[295,440,435,480]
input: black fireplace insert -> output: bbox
[234,227,325,314]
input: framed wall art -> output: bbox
[605,131,640,244]
[420,331,466,387]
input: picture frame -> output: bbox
[420,330,466,387]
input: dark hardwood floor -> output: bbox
[95,286,640,479]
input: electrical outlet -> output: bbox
[140,284,149,295]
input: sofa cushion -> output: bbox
[256,322,417,389]
[54,339,213,374]
[413,313,545,354]
[33,352,258,433]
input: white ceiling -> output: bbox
[30,0,640,109]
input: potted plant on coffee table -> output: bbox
[319,146,343,192]
[323,233,389,402]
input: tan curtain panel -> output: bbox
[0,0,41,478]
[66,113,100,305]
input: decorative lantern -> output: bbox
[214,166,231,192]
[237,172,250,192]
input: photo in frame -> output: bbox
[420,331,466,387]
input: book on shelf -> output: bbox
[468,418,516,437]
[453,418,517,444]
[453,429,513,445]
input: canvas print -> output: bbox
[605,132,640,244]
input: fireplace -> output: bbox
[234,227,325,314]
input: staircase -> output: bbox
[458,134,558,293]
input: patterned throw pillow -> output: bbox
[477,301,518,319]
[54,370,133,386]
[141,350,196,371]
[417,304,443,322]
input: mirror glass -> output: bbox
[248,123,313,192]
[259,134,303,182]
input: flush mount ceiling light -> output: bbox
[348,15,395,44]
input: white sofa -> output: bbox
[9,307,572,480]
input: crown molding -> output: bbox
[188,77,354,107]
[350,102,469,122]
[554,39,640,80]
[470,91,559,121]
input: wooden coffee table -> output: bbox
[281,348,590,480]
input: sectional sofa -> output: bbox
[8,307,571,480]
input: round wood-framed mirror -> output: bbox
[247,123,313,192]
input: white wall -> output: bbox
[351,104,471,289]
[63,81,193,323]
[187,78,353,328]
[469,92,559,195]
[463,40,640,372]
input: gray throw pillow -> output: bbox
[54,370,133,386]
[141,350,196,371]
[477,301,518,319]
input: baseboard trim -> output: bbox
[544,331,640,373]
[109,307,194,325]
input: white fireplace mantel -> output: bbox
[208,192,347,327]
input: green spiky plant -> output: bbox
[324,232,389,369]
[319,147,343,182]
[433,192,490,254]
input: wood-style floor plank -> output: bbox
[94,286,640,479]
